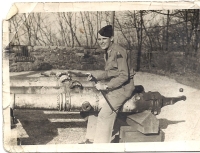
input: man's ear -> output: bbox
[110,36,114,42]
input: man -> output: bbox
[81,25,135,143]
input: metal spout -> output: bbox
[162,95,186,107]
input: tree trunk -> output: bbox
[12,16,21,45]
[110,11,115,36]
[142,20,153,69]
[80,12,89,46]
[116,18,131,49]
[166,10,170,52]
[194,9,200,57]
[135,11,143,71]
[185,10,190,57]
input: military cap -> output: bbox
[98,25,113,37]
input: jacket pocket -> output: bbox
[110,60,118,70]
[106,60,118,71]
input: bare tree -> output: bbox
[142,15,153,69]
[193,9,200,57]
[57,13,68,46]
[80,12,89,46]
[62,12,81,47]
[115,17,131,49]
[10,14,22,45]
[21,13,33,46]
[84,12,96,47]
[136,11,144,71]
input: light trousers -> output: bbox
[85,89,130,143]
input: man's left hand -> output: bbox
[95,83,108,90]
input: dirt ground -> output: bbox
[10,71,200,145]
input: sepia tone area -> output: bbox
[2,2,200,152]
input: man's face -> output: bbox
[97,33,113,50]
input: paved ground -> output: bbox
[135,72,200,142]
[10,70,200,145]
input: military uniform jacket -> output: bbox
[95,43,135,98]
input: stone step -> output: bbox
[119,130,164,142]
[11,119,29,139]
[119,126,164,142]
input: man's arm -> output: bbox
[94,71,110,81]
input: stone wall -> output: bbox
[9,46,106,72]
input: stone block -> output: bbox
[126,110,159,134]
[119,126,137,139]
[119,127,164,142]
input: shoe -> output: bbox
[79,139,93,144]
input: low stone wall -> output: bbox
[9,46,106,72]
[8,45,200,74]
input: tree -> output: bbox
[80,12,89,46]
[57,13,68,46]
[62,12,81,47]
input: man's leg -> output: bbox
[85,114,98,142]
[93,90,128,143]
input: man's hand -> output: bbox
[95,82,108,90]
[86,73,93,81]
